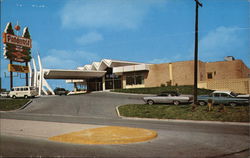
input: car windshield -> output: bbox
[230,92,237,97]
[173,93,180,96]
[158,91,179,96]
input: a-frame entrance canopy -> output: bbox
[42,59,143,80]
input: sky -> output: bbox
[0,0,249,91]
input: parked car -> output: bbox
[67,90,87,95]
[143,91,193,105]
[9,86,38,99]
[54,87,68,96]
[0,91,9,98]
[197,91,249,106]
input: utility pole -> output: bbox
[193,0,202,109]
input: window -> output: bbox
[126,75,144,85]
[135,76,144,85]
[126,76,134,85]
[221,93,229,98]
[230,92,237,97]
[214,93,220,97]
[207,72,213,79]
[158,93,169,96]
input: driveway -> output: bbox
[18,92,145,119]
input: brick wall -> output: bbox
[171,61,206,85]
[205,60,250,80]
[139,59,250,92]
[144,63,170,87]
[199,78,250,94]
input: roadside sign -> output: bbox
[8,64,29,73]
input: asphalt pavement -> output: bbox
[0,92,249,158]
[16,91,146,118]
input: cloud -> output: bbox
[199,26,245,61]
[148,58,170,64]
[76,32,103,45]
[41,49,100,69]
[60,0,167,29]
[148,54,182,64]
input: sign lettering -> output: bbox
[8,64,29,73]
[3,33,32,48]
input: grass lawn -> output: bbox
[112,85,213,95]
[0,99,30,111]
[118,104,249,122]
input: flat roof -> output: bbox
[43,69,106,79]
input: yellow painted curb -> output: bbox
[49,126,157,145]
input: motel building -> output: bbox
[54,57,250,94]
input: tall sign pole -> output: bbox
[2,22,32,90]
[25,62,28,86]
[193,0,202,108]
[10,60,13,89]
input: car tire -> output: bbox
[147,100,154,105]
[173,100,180,105]
[24,95,28,99]
[12,95,16,99]
[229,102,237,107]
[199,101,206,106]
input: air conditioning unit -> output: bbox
[224,56,235,61]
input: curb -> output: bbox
[109,91,153,96]
[115,105,250,126]
[18,99,33,110]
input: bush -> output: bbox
[112,85,213,95]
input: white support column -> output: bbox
[43,78,55,95]
[38,54,43,96]
[102,76,106,91]
[28,62,32,87]
[42,87,48,95]
[32,58,38,88]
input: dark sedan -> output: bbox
[198,91,249,106]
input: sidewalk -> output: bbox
[0,119,157,145]
[0,119,103,139]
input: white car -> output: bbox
[9,86,38,99]
[143,91,193,105]
[0,92,9,97]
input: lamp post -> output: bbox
[193,0,202,108]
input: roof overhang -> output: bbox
[43,69,106,79]
[113,64,150,73]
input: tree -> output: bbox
[22,27,32,62]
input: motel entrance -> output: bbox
[86,68,122,91]
[86,78,103,91]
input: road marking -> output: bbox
[49,126,157,145]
